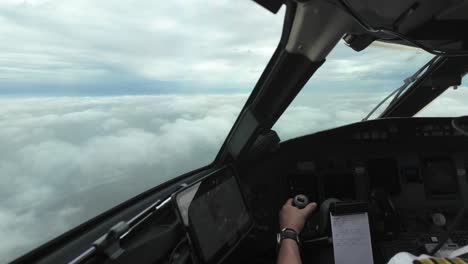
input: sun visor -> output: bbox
[252,0,284,13]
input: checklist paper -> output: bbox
[330,212,374,264]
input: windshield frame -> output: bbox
[215,0,468,164]
[213,1,296,164]
[378,56,468,118]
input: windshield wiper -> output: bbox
[362,55,442,121]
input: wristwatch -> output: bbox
[277,228,300,246]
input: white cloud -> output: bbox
[416,87,468,117]
[274,93,384,140]
[0,0,51,6]
[0,94,247,262]
[312,42,433,86]
[1,89,468,261]
[0,0,437,95]
[275,87,468,140]
[0,0,284,86]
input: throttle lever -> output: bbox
[293,194,309,209]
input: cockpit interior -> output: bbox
[240,116,468,263]
[11,0,468,263]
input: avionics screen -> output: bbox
[368,158,401,194]
[175,167,252,263]
[323,173,356,200]
[423,158,459,198]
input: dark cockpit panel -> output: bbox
[279,117,468,208]
[238,117,468,263]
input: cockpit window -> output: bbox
[416,76,468,117]
[0,1,283,262]
[273,42,433,141]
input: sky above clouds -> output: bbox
[1,0,468,262]
[0,0,284,95]
[0,0,435,95]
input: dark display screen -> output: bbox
[175,167,251,263]
[368,158,401,194]
[423,158,459,198]
[323,173,356,200]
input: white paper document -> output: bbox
[330,212,374,264]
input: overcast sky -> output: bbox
[1,0,468,262]
[0,0,285,95]
[0,0,436,95]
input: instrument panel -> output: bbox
[287,156,465,209]
[239,117,468,263]
[281,117,468,210]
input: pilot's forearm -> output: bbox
[277,239,301,264]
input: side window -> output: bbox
[416,76,468,117]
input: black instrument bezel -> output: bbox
[171,165,253,264]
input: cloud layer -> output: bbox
[2,89,468,261]
[0,95,248,262]
[0,0,283,93]
[1,0,467,262]
[0,0,437,96]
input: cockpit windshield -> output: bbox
[274,42,434,141]
[0,1,283,262]
[4,0,468,263]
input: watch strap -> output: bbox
[277,228,300,245]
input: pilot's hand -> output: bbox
[279,198,317,233]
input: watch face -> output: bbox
[284,229,296,236]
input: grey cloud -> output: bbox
[275,87,468,141]
[0,0,438,95]
[416,87,468,117]
[2,90,468,261]
[274,93,384,140]
[0,94,246,262]
[313,42,434,86]
[0,0,284,86]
